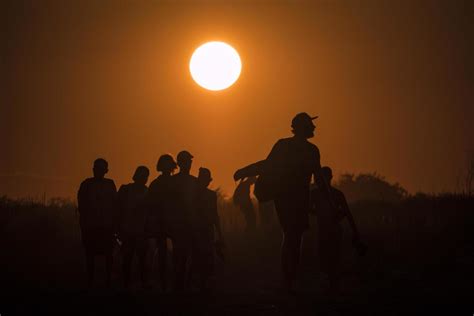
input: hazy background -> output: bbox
[2,0,473,198]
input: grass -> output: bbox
[0,193,473,314]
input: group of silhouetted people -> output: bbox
[77,151,223,291]
[77,112,365,295]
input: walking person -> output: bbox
[117,166,150,289]
[77,158,118,288]
[146,154,177,291]
[169,150,198,291]
[311,166,365,295]
[234,112,333,293]
[191,167,224,291]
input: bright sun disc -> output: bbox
[190,41,241,91]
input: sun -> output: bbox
[189,41,242,91]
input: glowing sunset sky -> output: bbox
[2,1,473,198]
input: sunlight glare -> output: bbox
[189,41,242,91]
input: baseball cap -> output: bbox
[291,112,318,128]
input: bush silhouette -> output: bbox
[335,172,408,203]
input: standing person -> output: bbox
[146,154,177,291]
[192,167,224,291]
[234,112,332,293]
[77,158,117,287]
[117,166,149,289]
[232,176,257,232]
[169,150,198,291]
[312,166,365,295]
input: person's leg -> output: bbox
[328,268,340,295]
[281,230,303,292]
[137,237,149,289]
[85,248,95,288]
[147,238,157,284]
[122,238,133,288]
[191,230,209,291]
[105,247,114,288]
[293,231,303,271]
[281,231,291,290]
[203,249,215,292]
[170,236,178,284]
[173,235,187,291]
[175,254,188,291]
[81,229,95,288]
[202,228,215,291]
[156,235,168,291]
[186,234,199,290]
[103,232,116,288]
[328,225,343,295]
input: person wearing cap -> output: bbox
[234,112,330,293]
[117,166,150,289]
[190,167,224,291]
[146,154,178,291]
[77,158,118,287]
[169,150,198,291]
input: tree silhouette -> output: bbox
[335,172,407,203]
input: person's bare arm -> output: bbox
[233,160,266,181]
[234,140,283,181]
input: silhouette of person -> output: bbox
[234,112,332,293]
[146,154,178,291]
[117,166,149,289]
[232,176,257,232]
[311,166,365,295]
[190,167,224,291]
[77,158,117,287]
[169,150,198,291]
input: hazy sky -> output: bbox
[2,1,473,198]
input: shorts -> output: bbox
[274,196,310,233]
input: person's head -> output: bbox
[132,166,149,185]
[198,167,212,188]
[156,154,177,175]
[177,150,193,173]
[93,158,108,179]
[321,166,333,185]
[291,112,317,139]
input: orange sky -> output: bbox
[2,1,473,199]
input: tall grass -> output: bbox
[1,193,473,291]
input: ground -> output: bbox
[2,227,473,315]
